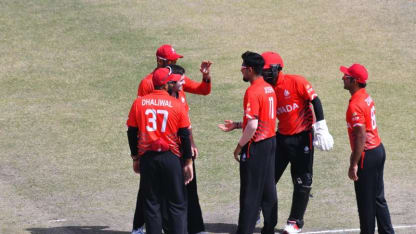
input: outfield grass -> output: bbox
[1,0,415,233]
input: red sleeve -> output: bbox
[349,103,366,127]
[182,76,211,95]
[126,99,139,127]
[138,78,154,97]
[244,90,259,120]
[178,104,191,129]
[296,76,317,101]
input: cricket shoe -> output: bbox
[132,226,145,234]
[283,221,301,233]
[256,209,261,225]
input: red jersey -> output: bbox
[346,88,381,151]
[126,90,191,157]
[273,73,317,135]
[137,72,211,97]
[243,78,277,142]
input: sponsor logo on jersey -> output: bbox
[365,96,373,106]
[276,103,299,115]
[347,122,352,129]
[284,89,290,97]
[306,84,314,94]
[181,97,185,103]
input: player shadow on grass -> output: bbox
[205,223,283,233]
[27,226,129,234]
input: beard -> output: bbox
[243,76,249,82]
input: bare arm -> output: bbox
[349,125,366,181]
[233,119,258,162]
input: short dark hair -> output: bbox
[241,51,264,75]
[358,82,367,88]
[167,64,185,75]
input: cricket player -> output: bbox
[219,51,277,234]
[340,63,394,234]
[127,67,193,234]
[133,44,212,234]
[167,64,207,234]
[261,51,334,233]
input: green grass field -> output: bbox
[1,0,415,233]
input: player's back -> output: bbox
[133,90,190,156]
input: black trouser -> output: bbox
[275,130,314,229]
[133,159,205,234]
[354,143,394,234]
[237,137,277,234]
[140,151,187,234]
[186,160,205,233]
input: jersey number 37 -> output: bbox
[145,109,169,132]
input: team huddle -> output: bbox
[126,45,394,234]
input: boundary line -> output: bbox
[302,224,416,234]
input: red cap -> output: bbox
[152,68,171,86]
[262,51,284,69]
[156,44,183,61]
[340,63,368,84]
[168,73,182,82]
[152,68,182,86]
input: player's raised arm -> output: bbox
[182,61,212,95]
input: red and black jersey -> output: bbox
[126,90,191,157]
[346,88,381,151]
[273,73,317,135]
[243,78,277,142]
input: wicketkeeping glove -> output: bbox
[312,119,334,151]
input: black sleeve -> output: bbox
[127,127,138,156]
[178,127,192,160]
[311,97,324,122]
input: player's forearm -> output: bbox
[183,77,211,95]
[238,119,258,146]
[178,127,192,159]
[350,126,366,166]
[127,127,139,156]
[311,97,324,122]
[188,127,195,146]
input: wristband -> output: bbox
[202,75,211,83]
[131,155,139,161]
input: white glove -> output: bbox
[312,119,334,151]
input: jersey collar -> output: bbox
[152,89,170,96]
[276,72,285,86]
[251,77,264,86]
[349,88,367,102]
